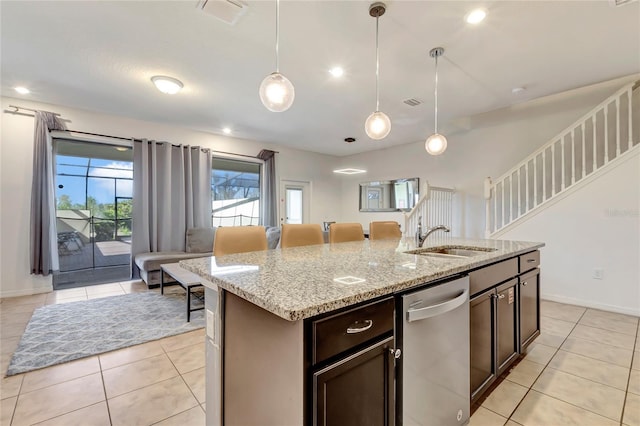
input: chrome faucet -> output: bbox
[416,218,450,247]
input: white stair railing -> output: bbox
[485,80,639,236]
[404,182,455,238]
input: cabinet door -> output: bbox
[520,268,540,351]
[496,279,518,374]
[313,337,394,426]
[470,289,495,402]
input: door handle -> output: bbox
[497,293,506,299]
[407,289,468,322]
[522,281,528,286]
[346,319,373,334]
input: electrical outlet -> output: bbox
[593,268,604,280]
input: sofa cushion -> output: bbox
[134,251,212,273]
[186,227,217,253]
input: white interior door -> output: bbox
[280,180,311,225]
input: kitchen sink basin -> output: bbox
[406,246,497,259]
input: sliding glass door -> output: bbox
[53,139,133,287]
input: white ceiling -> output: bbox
[2,1,639,156]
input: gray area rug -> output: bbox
[7,292,204,376]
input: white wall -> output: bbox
[0,97,341,298]
[335,76,639,238]
[497,148,640,316]
[336,102,597,237]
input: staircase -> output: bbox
[403,182,455,238]
[485,80,640,237]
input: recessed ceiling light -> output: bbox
[222,127,232,134]
[329,67,344,78]
[333,168,367,175]
[151,76,183,94]
[512,87,526,94]
[465,9,486,24]
[14,87,30,94]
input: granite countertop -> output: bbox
[179,237,544,322]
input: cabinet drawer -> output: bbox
[469,258,518,296]
[519,250,540,273]
[312,297,394,364]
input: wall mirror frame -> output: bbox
[359,178,420,212]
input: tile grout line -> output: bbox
[620,319,639,425]
[98,356,115,426]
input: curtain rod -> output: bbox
[7,105,61,117]
[6,105,278,158]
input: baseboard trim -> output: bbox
[542,293,640,317]
[0,285,53,299]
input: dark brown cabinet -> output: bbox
[470,278,518,402]
[313,336,394,426]
[309,297,395,426]
[519,267,540,351]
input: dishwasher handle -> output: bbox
[406,289,468,322]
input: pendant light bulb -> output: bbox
[425,47,447,156]
[365,111,391,140]
[365,3,391,140]
[425,133,448,155]
[259,72,295,112]
[260,0,295,112]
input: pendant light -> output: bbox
[425,47,448,156]
[365,2,391,140]
[259,0,295,112]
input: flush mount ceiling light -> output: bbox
[115,146,130,152]
[151,76,183,94]
[329,66,344,78]
[259,0,295,112]
[14,86,30,94]
[465,9,486,24]
[333,168,367,175]
[364,2,391,140]
[425,47,448,156]
[222,127,232,134]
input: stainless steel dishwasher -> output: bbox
[397,275,470,425]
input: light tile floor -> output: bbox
[1,286,639,425]
[0,281,205,425]
[471,300,640,426]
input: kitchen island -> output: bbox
[180,237,544,426]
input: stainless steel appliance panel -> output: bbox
[401,276,470,426]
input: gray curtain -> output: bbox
[131,140,212,275]
[257,149,277,227]
[30,111,66,275]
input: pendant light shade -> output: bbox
[260,72,295,112]
[365,3,391,140]
[259,0,295,112]
[425,47,447,156]
[365,111,391,139]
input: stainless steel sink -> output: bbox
[406,246,497,259]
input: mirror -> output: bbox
[359,178,419,212]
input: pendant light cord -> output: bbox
[275,0,280,73]
[434,54,439,134]
[375,15,380,112]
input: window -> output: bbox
[211,158,261,226]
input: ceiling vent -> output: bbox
[197,0,248,25]
[403,98,422,107]
[608,0,637,6]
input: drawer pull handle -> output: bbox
[527,259,536,263]
[497,293,506,299]
[347,320,373,334]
